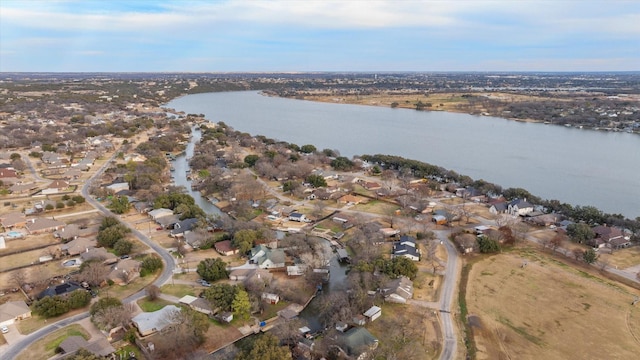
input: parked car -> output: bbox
[1,326,9,334]
[198,279,211,287]
[120,255,130,260]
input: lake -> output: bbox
[167,91,640,219]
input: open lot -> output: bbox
[465,248,640,360]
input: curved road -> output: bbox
[4,153,177,360]
[435,230,460,360]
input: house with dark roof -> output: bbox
[170,218,199,238]
[392,235,420,261]
[507,198,534,216]
[37,282,83,300]
[489,202,508,215]
[592,225,630,250]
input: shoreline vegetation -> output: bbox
[261,89,640,134]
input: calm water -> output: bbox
[167,91,640,218]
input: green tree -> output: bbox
[202,283,238,311]
[236,333,292,360]
[232,289,251,321]
[90,297,122,315]
[97,224,130,248]
[109,196,130,214]
[566,223,595,244]
[45,204,54,211]
[330,156,354,171]
[384,256,419,279]
[67,289,91,309]
[300,144,316,154]
[305,174,327,188]
[34,296,70,318]
[10,153,21,161]
[99,216,120,231]
[477,236,501,253]
[583,248,599,264]
[113,239,133,256]
[282,180,300,194]
[244,154,260,167]
[232,229,257,254]
[197,258,229,282]
[56,201,65,209]
[141,255,163,276]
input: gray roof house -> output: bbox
[249,245,286,269]
[170,218,199,237]
[382,276,414,304]
[131,305,181,337]
[340,327,379,360]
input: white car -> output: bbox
[1,325,8,334]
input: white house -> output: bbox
[131,305,181,336]
[363,305,382,322]
[507,198,534,216]
[288,212,309,222]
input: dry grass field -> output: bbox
[15,324,90,360]
[465,248,640,360]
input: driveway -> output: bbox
[0,323,27,346]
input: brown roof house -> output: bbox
[179,295,214,316]
[0,168,17,179]
[109,259,141,285]
[25,217,66,234]
[214,240,238,256]
[0,212,27,229]
[0,300,32,327]
[592,225,630,250]
[61,237,97,256]
[42,180,70,195]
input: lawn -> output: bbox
[137,297,172,312]
[160,284,196,298]
[16,324,89,360]
[464,249,640,360]
[351,200,398,216]
[258,301,290,321]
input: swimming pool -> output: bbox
[7,231,23,238]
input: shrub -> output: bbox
[113,239,133,256]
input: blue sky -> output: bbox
[1,0,639,72]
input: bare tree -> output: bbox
[78,261,110,286]
[147,285,160,300]
[10,269,29,299]
[549,233,565,253]
[572,248,583,261]
[92,303,134,332]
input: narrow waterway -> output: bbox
[170,125,222,216]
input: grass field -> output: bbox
[464,248,640,360]
[137,297,172,312]
[160,284,196,298]
[16,324,89,360]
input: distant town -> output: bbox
[0,73,639,360]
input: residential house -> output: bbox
[0,212,27,229]
[454,233,477,254]
[352,314,366,326]
[592,225,630,249]
[170,218,199,238]
[0,168,17,179]
[214,240,238,256]
[42,180,70,195]
[288,212,309,222]
[131,305,181,336]
[338,194,361,205]
[148,208,174,220]
[184,231,207,249]
[9,183,38,194]
[215,311,233,323]
[37,282,83,300]
[109,259,141,285]
[432,215,447,225]
[363,305,382,322]
[262,292,280,304]
[379,228,400,237]
[507,198,534,216]
[25,218,66,234]
[489,202,508,215]
[340,327,379,360]
[362,181,381,190]
[61,237,97,256]
[58,336,115,358]
[179,295,214,316]
[155,214,180,229]
[249,245,286,269]
[381,276,414,304]
[105,182,130,193]
[54,223,86,241]
[0,301,32,327]
[80,247,118,265]
[392,235,420,261]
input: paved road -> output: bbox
[435,230,460,360]
[4,152,177,360]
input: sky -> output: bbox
[1,0,639,72]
